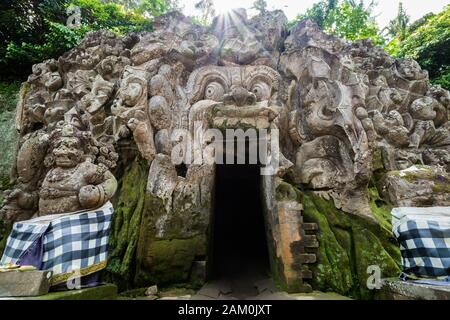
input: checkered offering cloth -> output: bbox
[1,202,113,284]
[392,207,450,278]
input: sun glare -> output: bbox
[213,0,235,15]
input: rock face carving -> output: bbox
[1,10,449,297]
[39,123,118,215]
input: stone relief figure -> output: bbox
[27,59,63,102]
[367,75,403,113]
[372,110,410,147]
[2,9,450,297]
[284,50,372,215]
[111,66,156,162]
[408,97,450,148]
[408,97,439,148]
[81,75,114,117]
[0,132,49,222]
[39,123,117,216]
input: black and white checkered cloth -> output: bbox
[392,207,450,278]
[1,202,113,278]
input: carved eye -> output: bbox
[204,81,225,101]
[251,82,271,101]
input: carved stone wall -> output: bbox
[1,10,449,298]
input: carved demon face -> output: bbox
[187,65,283,129]
[52,126,85,168]
[53,136,83,168]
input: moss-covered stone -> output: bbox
[385,165,450,206]
[301,193,353,295]
[105,157,149,290]
[352,225,400,299]
[158,284,197,297]
[388,165,450,193]
[133,166,212,288]
[0,82,21,191]
[135,235,206,286]
[117,287,148,298]
[34,284,117,300]
[275,180,298,201]
[301,190,401,299]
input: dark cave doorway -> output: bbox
[209,163,271,289]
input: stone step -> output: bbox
[378,278,450,300]
[0,284,118,300]
[298,253,317,264]
[0,270,52,297]
[302,235,319,248]
[303,223,318,231]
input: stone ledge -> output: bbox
[0,284,118,300]
[379,278,450,300]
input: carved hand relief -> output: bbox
[2,10,450,224]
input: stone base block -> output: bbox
[0,283,118,300]
[0,270,52,297]
[378,278,450,300]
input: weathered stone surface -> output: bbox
[0,270,52,297]
[145,284,158,296]
[189,260,207,288]
[11,283,118,300]
[0,88,21,191]
[378,278,450,300]
[106,157,148,289]
[301,190,401,299]
[385,165,450,206]
[1,8,449,298]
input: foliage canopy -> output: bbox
[0,0,172,80]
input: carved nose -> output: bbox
[224,86,256,107]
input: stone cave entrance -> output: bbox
[209,163,271,296]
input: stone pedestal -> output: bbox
[0,271,52,297]
[0,283,118,300]
[378,278,450,300]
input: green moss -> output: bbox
[302,193,353,295]
[366,186,402,265]
[389,166,435,183]
[136,236,206,285]
[0,81,21,190]
[432,181,450,193]
[36,284,118,300]
[0,82,21,113]
[268,248,289,292]
[275,180,298,201]
[105,157,149,290]
[352,226,400,299]
[301,191,401,299]
[118,287,148,298]
[372,147,384,171]
[388,166,450,195]
[159,285,196,297]
[367,186,393,232]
